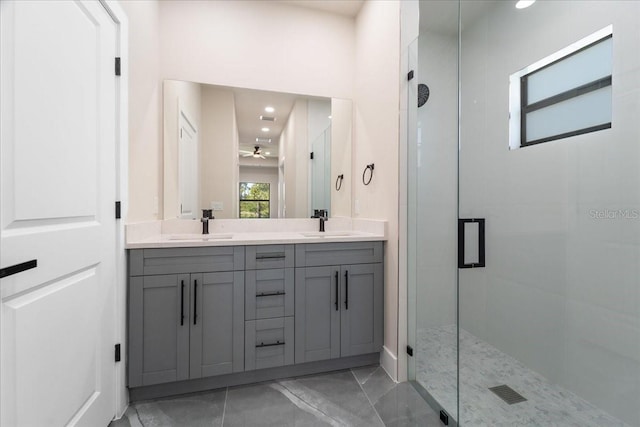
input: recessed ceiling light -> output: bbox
[256,137,271,143]
[261,127,270,132]
[515,0,535,9]
[328,115,332,119]
[264,106,275,113]
[265,152,271,155]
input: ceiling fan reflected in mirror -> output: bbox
[240,145,266,159]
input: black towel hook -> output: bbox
[335,174,344,191]
[362,163,374,185]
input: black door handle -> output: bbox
[0,260,37,279]
[335,271,339,311]
[344,270,349,310]
[193,279,198,325]
[458,218,486,268]
[180,280,185,326]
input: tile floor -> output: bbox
[110,366,441,427]
[416,325,630,427]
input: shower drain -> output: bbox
[489,385,527,405]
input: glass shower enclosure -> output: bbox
[407,1,640,426]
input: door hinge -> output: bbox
[408,70,414,81]
[115,201,121,219]
[115,57,121,76]
[115,344,121,362]
[440,410,449,425]
[406,345,414,357]
[310,152,314,160]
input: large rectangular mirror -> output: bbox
[163,80,352,220]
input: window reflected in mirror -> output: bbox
[239,182,270,219]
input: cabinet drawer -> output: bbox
[245,245,294,270]
[245,317,294,371]
[295,242,383,267]
[129,246,245,276]
[245,269,294,320]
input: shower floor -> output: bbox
[416,325,630,426]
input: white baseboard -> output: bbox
[380,346,398,382]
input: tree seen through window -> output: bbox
[239,182,270,218]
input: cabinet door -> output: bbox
[340,264,384,357]
[189,271,244,379]
[294,266,340,363]
[129,274,190,387]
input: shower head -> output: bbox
[418,83,430,107]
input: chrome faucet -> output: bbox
[312,209,328,232]
[202,209,213,234]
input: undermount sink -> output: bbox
[167,233,234,241]
[300,231,360,238]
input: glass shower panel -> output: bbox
[458,1,640,426]
[408,0,460,423]
[310,127,331,214]
[407,36,418,384]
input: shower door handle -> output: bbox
[458,218,485,268]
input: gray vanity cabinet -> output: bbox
[128,242,383,396]
[128,247,245,388]
[294,242,384,364]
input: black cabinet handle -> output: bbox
[180,280,185,326]
[193,280,198,325]
[256,253,286,260]
[256,341,285,348]
[0,259,37,279]
[335,271,339,311]
[344,270,349,310]
[256,291,285,297]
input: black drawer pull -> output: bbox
[0,259,37,279]
[256,253,286,260]
[256,341,285,348]
[256,291,285,298]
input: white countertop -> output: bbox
[126,218,387,249]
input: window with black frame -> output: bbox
[509,26,613,149]
[239,182,270,218]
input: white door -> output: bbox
[179,110,198,219]
[1,1,117,426]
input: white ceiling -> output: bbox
[233,87,299,159]
[226,85,330,160]
[419,0,495,36]
[277,0,365,18]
